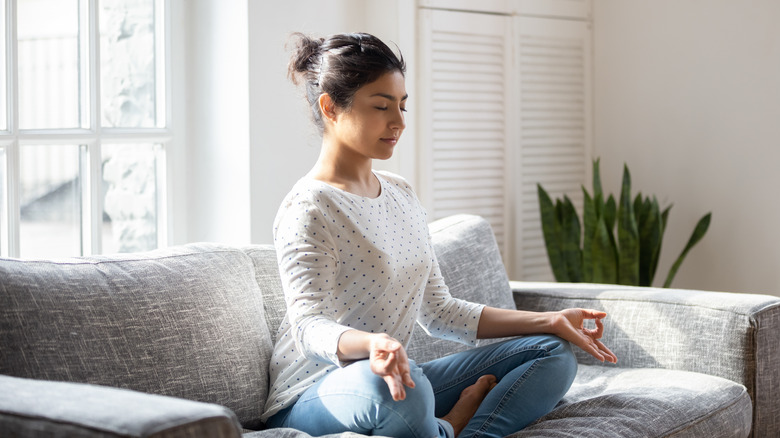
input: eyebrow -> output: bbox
[371,93,409,102]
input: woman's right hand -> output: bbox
[368,333,416,401]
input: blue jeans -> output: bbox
[266,335,577,438]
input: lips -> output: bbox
[380,137,398,145]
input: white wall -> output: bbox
[182,0,251,246]
[593,1,780,295]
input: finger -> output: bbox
[576,334,606,362]
[402,371,415,388]
[595,339,618,363]
[384,374,406,401]
[383,350,398,372]
[379,338,403,353]
[594,318,605,338]
[580,309,608,320]
[582,318,605,339]
[394,346,416,389]
[371,350,396,376]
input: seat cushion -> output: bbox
[0,243,273,430]
[510,365,752,438]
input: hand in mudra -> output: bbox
[551,308,618,364]
[369,333,416,401]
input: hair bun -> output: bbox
[287,33,323,85]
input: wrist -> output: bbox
[545,311,566,335]
[337,329,372,361]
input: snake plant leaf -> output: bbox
[591,214,618,284]
[638,196,663,286]
[582,188,596,283]
[617,164,640,285]
[592,158,603,200]
[661,205,672,235]
[604,195,617,232]
[663,212,712,288]
[538,184,569,282]
[633,193,645,224]
[555,199,573,280]
[561,195,583,282]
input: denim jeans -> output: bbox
[266,335,577,438]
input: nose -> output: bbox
[390,107,406,131]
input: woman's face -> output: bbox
[326,70,407,161]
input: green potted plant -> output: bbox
[537,159,711,287]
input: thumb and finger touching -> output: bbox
[562,309,618,364]
[370,335,415,400]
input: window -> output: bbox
[0,0,170,258]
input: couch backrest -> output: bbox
[241,245,287,344]
[406,214,516,363]
[0,243,272,430]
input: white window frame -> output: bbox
[0,0,174,258]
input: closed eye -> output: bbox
[375,106,408,113]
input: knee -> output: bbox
[389,362,436,417]
[544,335,578,390]
[372,362,440,437]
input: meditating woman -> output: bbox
[261,32,617,438]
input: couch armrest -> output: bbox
[0,374,243,438]
[511,281,780,438]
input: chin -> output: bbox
[377,150,395,160]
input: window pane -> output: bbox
[0,148,7,256]
[20,144,82,258]
[100,0,162,128]
[18,0,82,129]
[102,143,159,253]
[0,0,7,131]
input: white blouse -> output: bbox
[261,170,484,422]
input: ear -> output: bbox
[318,93,338,123]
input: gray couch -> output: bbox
[1,214,778,437]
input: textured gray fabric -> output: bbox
[0,374,242,437]
[242,429,388,438]
[511,365,752,438]
[242,245,288,345]
[511,281,780,438]
[0,243,273,430]
[406,214,516,364]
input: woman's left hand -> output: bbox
[550,309,618,363]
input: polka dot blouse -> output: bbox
[261,170,484,422]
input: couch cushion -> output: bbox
[407,214,516,363]
[0,243,272,430]
[511,365,752,438]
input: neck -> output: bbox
[309,138,379,197]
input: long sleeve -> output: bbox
[274,198,350,366]
[416,242,484,346]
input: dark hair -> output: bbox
[288,32,406,133]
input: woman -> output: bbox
[262,32,617,438]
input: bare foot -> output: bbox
[440,375,498,436]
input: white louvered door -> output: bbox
[418,9,513,261]
[512,17,592,281]
[417,7,591,280]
